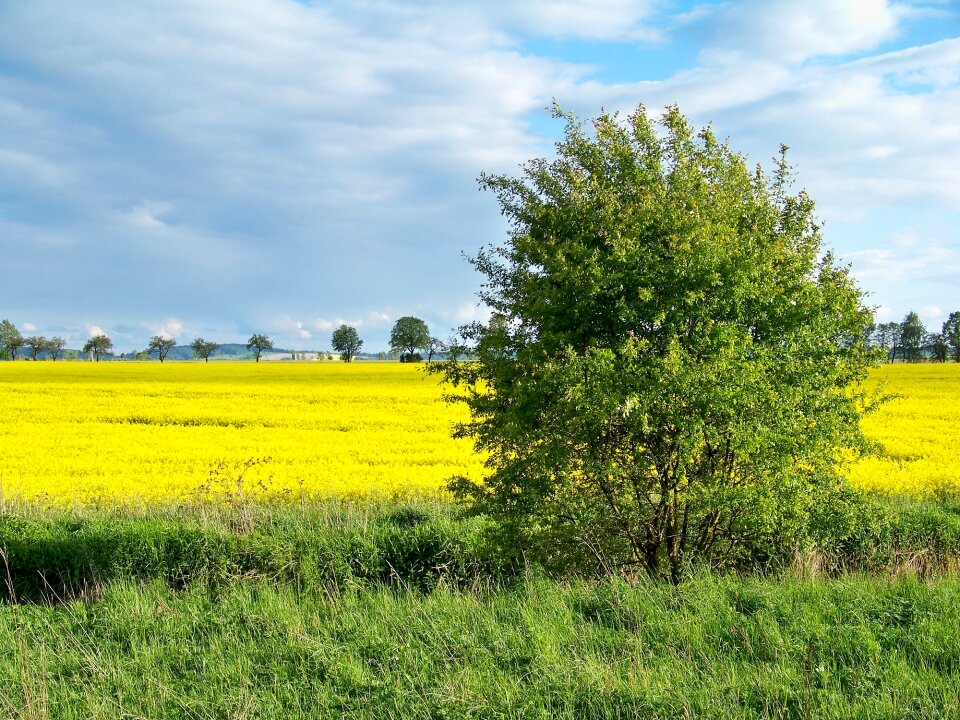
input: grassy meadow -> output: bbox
[2,361,960,718]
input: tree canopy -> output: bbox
[191,338,219,363]
[331,324,363,362]
[0,319,23,360]
[247,334,273,362]
[83,334,113,361]
[389,316,430,362]
[434,104,878,581]
[148,335,177,363]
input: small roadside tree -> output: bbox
[191,337,219,362]
[46,336,67,361]
[83,334,113,361]
[0,319,23,360]
[432,104,878,581]
[331,324,363,362]
[148,335,177,363]
[247,334,273,362]
[24,336,48,360]
[943,312,960,363]
[389,316,430,362]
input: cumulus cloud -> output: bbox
[151,318,184,340]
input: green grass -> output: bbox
[2,496,960,718]
[3,573,960,718]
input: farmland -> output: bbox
[0,361,958,507]
[0,362,483,507]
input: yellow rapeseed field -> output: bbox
[0,362,483,508]
[0,361,956,507]
[848,363,960,497]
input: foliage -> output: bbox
[0,319,23,360]
[389,316,430,362]
[872,321,901,362]
[190,337,219,362]
[927,332,949,363]
[435,104,878,580]
[23,335,47,360]
[147,334,177,362]
[331,324,363,362]
[46,335,67,361]
[83,333,113,361]
[900,311,927,362]
[246,333,274,362]
[944,311,960,363]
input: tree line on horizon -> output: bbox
[0,316,464,363]
[867,310,960,363]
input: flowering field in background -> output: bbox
[0,361,956,507]
[848,363,960,497]
[0,362,483,507]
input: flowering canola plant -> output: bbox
[0,362,484,508]
[848,363,960,497]
[0,362,956,507]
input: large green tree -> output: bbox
[389,317,430,362]
[331,324,363,362]
[434,104,877,581]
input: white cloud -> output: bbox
[86,324,107,337]
[847,245,960,283]
[920,305,944,324]
[125,201,172,228]
[698,0,905,64]
[22,322,37,332]
[151,318,183,340]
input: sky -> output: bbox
[1,0,958,353]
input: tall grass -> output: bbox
[2,572,960,718]
[2,496,960,717]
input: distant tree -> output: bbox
[0,319,23,360]
[926,332,949,363]
[389,316,430,362]
[46,336,67,361]
[24,336,47,360]
[426,336,443,363]
[148,335,177,363]
[899,312,927,362]
[247,334,273,362]
[83,334,113,361]
[191,337,219,363]
[331,324,363,362]
[943,312,960,363]
[873,321,901,362]
[445,334,467,362]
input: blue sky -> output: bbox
[1,0,958,352]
